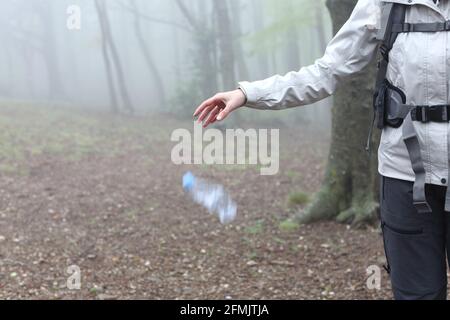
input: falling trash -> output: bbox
[183,172,237,224]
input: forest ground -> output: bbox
[0,102,394,299]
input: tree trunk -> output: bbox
[312,1,332,129]
[230,0,249,81]
[315,1,328,52]
[297,0,380,226]
[96,0,134,114]
[284,0,302,72]
[251,0,269,78]
[175,0,218,97]
[171,0,182,84]
[95,0,119,113]
[34,2,65,100]
[213,0,236,90]
[131,0,166,110]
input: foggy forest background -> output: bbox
[0,0,393,300]
[0,0,332,127]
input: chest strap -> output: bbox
[411,105,450,122]
[392,21,450,33]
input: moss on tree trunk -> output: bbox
[297,0,380,226]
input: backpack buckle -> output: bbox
[442,106,448,122]
[445,106,450,122]
[446,20,450,31]
[403,23,413,32]
[421,107,428,123]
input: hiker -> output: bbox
[194,0,450,300]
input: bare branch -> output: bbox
[174,0,201,31]
[115,0,193,33]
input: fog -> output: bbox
[0,1,378,300]
[0,0,332,124]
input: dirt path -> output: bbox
[0,105,393,299]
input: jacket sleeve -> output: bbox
[238,0,381,110]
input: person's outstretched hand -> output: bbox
[193,89,246,128]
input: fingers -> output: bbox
[194,92,237,127]
[217,104,233,121]
[193,98,211,117]
[194,94,221,117]
[197,105,215,123]
[203,106,220,128]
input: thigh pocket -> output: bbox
[380,217,424,275]
[379,185,428,278]
[382,220,423,236]
[380,218,446,295]
[381,203,428,241]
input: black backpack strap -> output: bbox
[402,112,432,213]
[367,3,433,213]
[392,20,450,33]
[374,3,407,93]
[376,4,431,213]
[366,3,407,153]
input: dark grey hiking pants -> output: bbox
[380,175,450,300]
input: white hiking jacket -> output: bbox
[238,0,450,187]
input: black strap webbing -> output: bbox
[402,113,432,214]
[392,20,450,33]
[373,3,392,93]
[374,4,407,93]
[367,4,407,153]
[411,105,450,122]
[371,4,433,213]
[446,131,450,212]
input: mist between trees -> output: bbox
[0,0,332,128]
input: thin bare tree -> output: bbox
[95,0,134,113]
[213,0,237,90]
[229,0,249,81]
[175,0,218,97]
[33,1,65,100]
[129,0,166,109]
[96,0,119,113]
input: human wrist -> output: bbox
[237,87,248,105]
